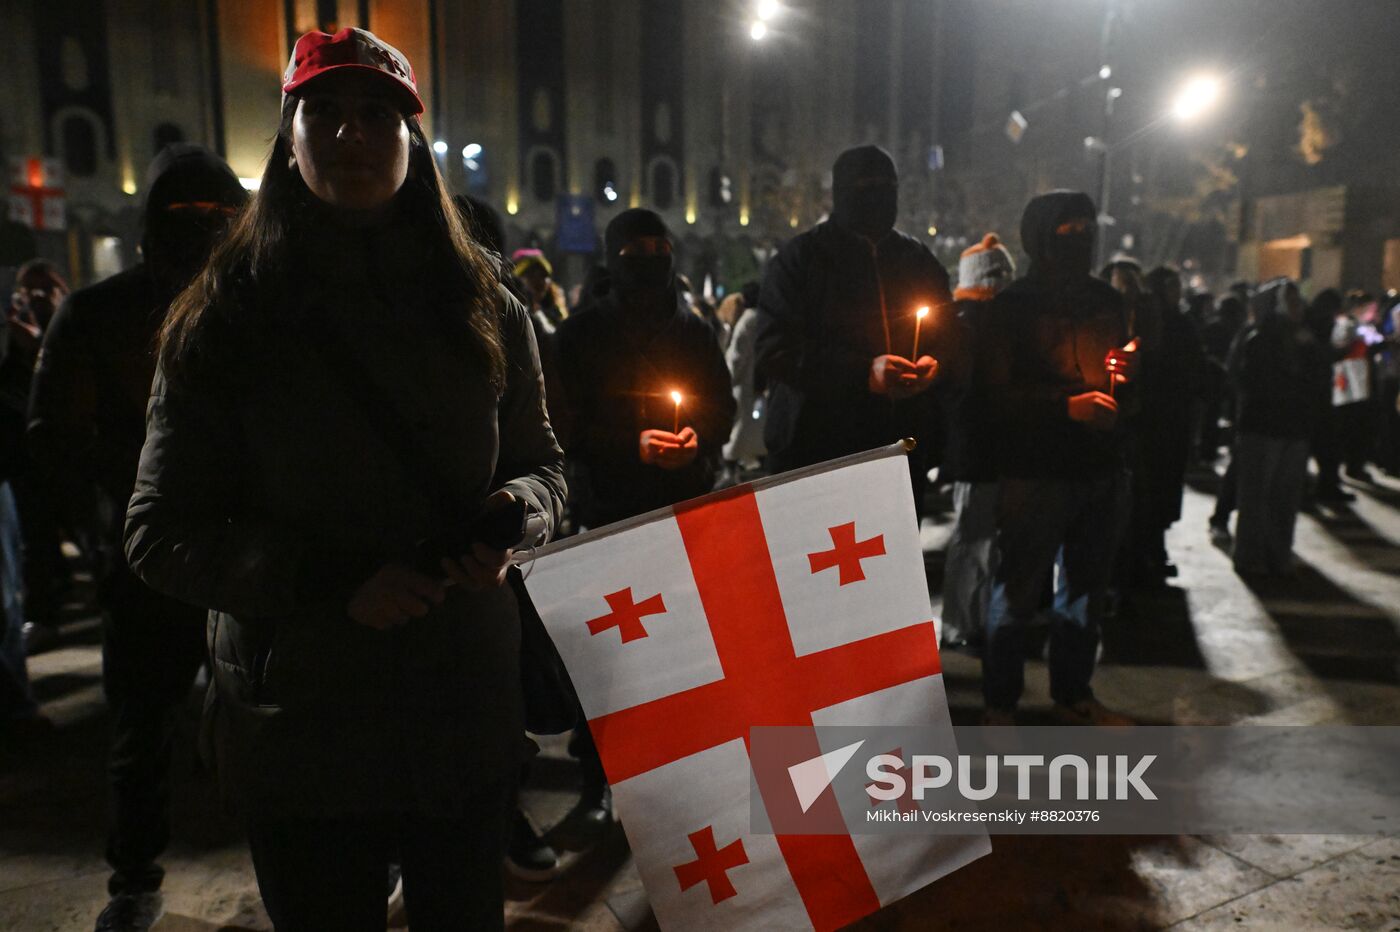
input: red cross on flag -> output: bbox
[8,157,66,232]
[522,442,989,931]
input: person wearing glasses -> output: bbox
[25,144,248,932]
[121,29,565,931]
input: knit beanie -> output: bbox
[954,233,1015,301]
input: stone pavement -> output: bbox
[2,469,1398,931]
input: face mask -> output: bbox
[612,256,674,304]
[145,214,229,293]
[1045,233,1094,278]
[837,184,897,240]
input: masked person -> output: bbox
[24,146,245,932]
[121,29,565,930]
[754,145,950,510]
[979,191,1138,726]
[2,259,71,650]
[554,207,735,826]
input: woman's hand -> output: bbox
[348,563,446,629]
[440,541,512,590]
[439,489,516,590]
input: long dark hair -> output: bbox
[159,98,507,392]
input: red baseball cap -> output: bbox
[282,27,423,115]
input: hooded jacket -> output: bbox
[122,207,566,817]
[554,284,735,527]
[981,191,1130,479]
[27,145,247,552]
[753,217,951,470]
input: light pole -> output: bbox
[1094,0,1122,268]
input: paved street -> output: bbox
[3,468,1398,931]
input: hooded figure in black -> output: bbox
[554,209,735,528]
[978,190,1137,725]
[553,210,734,820]
[753,145,950,509]
[27,143,246,926]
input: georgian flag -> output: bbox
[521,443,989,931]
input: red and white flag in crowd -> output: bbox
[522,443,989,931]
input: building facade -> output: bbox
[7,0,1398,294]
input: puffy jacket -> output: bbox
[753,221,951,470]
[124,217,566,818]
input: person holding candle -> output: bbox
[978,190,1139,727]
[754,145,950,513]
[122,28,566,929]
[554,208,735,825]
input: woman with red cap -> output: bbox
[123,28,565,930]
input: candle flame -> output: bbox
[670,390,683,405]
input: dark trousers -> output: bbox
[8,469,67,622]
[246,789,508,932]
[102,569,206,895]
[983,473,1128,711]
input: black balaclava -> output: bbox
[1019,189,1097,281]
[605,208,674,309]
[142,144,247,296]
[830,145,898,242]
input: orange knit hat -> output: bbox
[953,233,1015,302]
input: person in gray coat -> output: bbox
[123,28,565,931]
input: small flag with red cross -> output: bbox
[8,157,66,232]
[521,442,989,931]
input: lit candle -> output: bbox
[1107,337,1139,397]
[670,390,683,434]
[912,306,930,361]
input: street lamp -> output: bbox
[1172,75,1222,122]
[749,20,768,41]
[757,0,781,21]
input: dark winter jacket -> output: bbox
[26,266,160,545]
[123,216,566,818]
[1229,312,1331,441]
[938,298,999,483]
[554,287,735,527]
[753,220,951,470]
[981,192,1131,479]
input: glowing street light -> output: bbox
[1171,75,1222,122]
[749,20,768,41]
[432,139,448,155]
[461,142,482,160]
[757,0,781,21]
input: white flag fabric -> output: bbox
[522,444,989,931]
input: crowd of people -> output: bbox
[2,25,1400,932]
